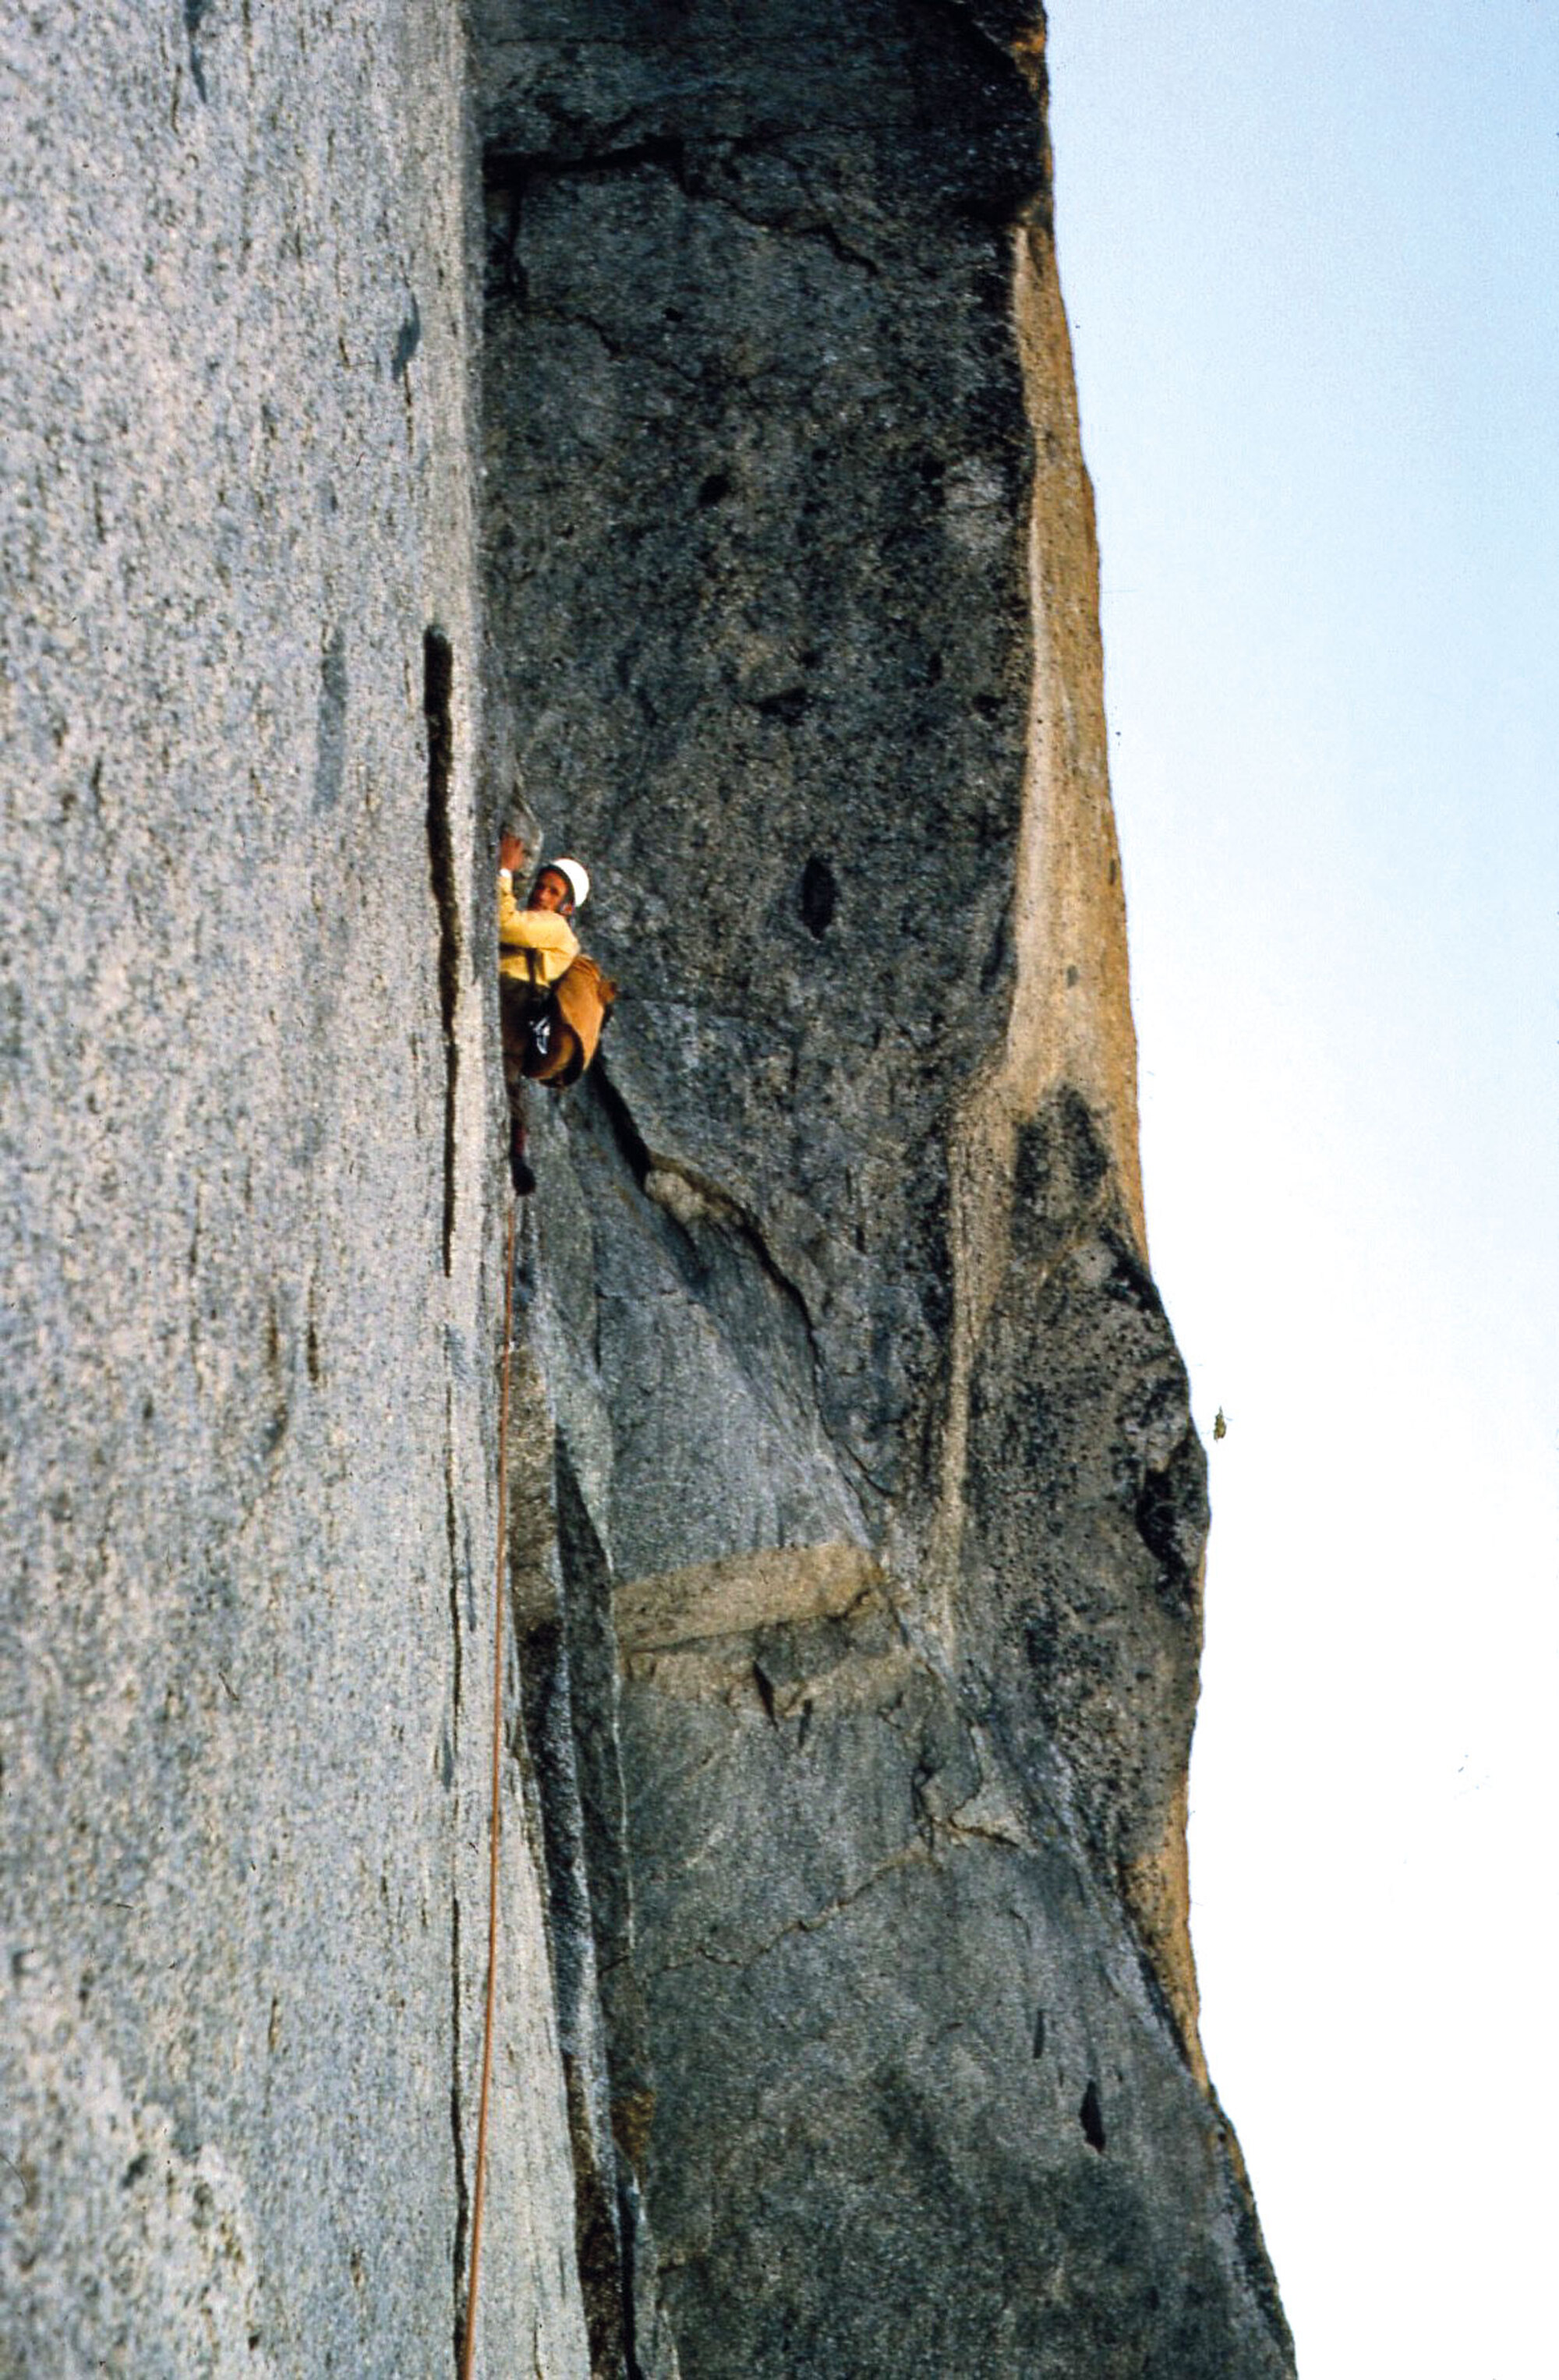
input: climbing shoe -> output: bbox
[510,1124,536,1199]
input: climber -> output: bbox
[497,833,615,1194]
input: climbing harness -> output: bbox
[458,1194,518,2380]
[508,953,616,1090]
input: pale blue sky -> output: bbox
[1048,4,1559,2371]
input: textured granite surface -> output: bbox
[1,6,586,2371]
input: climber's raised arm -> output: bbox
[497,841,585,974]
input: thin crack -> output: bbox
[644,1838,932,1979]
[444,1384,468,2375]
[589,1061,895,1511]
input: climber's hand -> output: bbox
[499,831,526,875]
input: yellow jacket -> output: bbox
[497,870,579,990]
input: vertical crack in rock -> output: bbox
[444,1415,470,2375]
[424,627,461,1275]
[449,1889,468,2376]
[553,1443,672,2380]
[507,1344,637,2376]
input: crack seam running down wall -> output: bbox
[588,1064,891,1506]
[424,628,461,1277]
[444,1392,470,2376]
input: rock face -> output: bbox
[1,8,586,2373]
[478,2,1292,2373]
[2,2,1290,2374]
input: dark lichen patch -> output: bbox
[391,295,422,380]
[314,627,347,812]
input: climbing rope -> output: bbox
[459,1193,518,2380]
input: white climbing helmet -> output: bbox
[551,856,590,911]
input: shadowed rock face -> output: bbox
[477,3,1292,2375]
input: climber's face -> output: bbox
[529,868,574,917]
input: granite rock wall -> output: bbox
[1,6,586,2372]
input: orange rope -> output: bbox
[460,1194,518,2380]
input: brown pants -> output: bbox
[500,956,614,1093]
